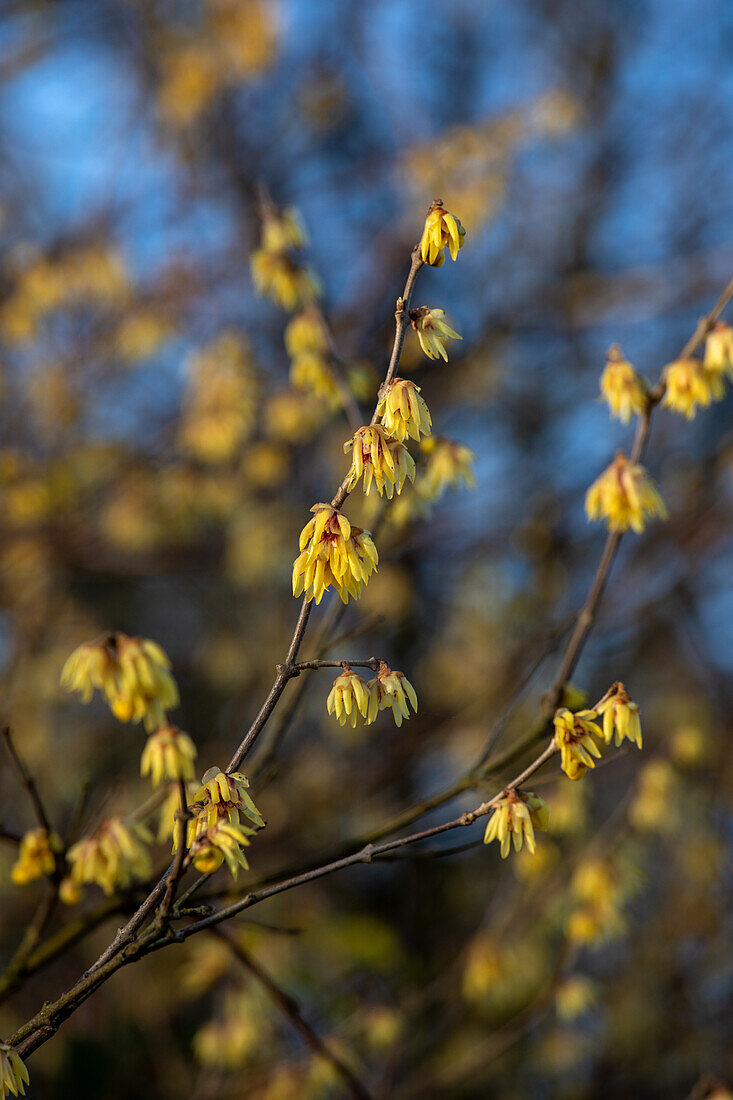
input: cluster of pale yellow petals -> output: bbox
[66,818,152,896]
[599,346,647,423]
[326,663,418,728]
[595,681,642,749]
[141,723,198,787]
[420,200,466,266]
[662,356,725,419]
[704,320,733,376]
[585,452,667,534]
[262,206,306,252]
[193,991,262,1070]
[0,1042,29,1099]
[565,857,628,946]
[178,333,256,464]
[189,820,255,877]
[419,436,476,500]
[483,790,549,858]
[290,351,341,407]
[183,766,264,876]
[629,759,678,833]
[344,425,415,498]
[293,503,378,605]
[61,632,179,733]
[10,828,61,886]
[284,308,328,357]
[251,204,320,311]
[376,378,432,443]
[553,708,603,781]
[411,307,463,361]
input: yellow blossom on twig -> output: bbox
[66,818,152,896]
[292,503,378,604]
[0,1042,29,1099]
[662,356,724,419]
[599,346,647,423]
[344,425,415,498]
[187,766,265,848]
[326,666,371,727]
[594,681,642,749]
[585,453,667,534]
[376,378,432,443]
[10,828,62,886]
[703,320,733,378]
[366,661,418,727]
[420,200,466,266]
[411,307,462,361]
[553,707,603,780]
[190,819,255,876]
[141,723,198,787]
[482,790,549,858]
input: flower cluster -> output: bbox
[250,204,320,311]
[585,452,667,534]
[419,436,476,499]
[141,723,198,787]
[326,666,371,727]
[290,350,341,407]
[483,790,549,858]
[595,681,642,749]
[11,828,61,885]
[565,857,631,946]
[0,1042,29,1099]
[183,767,264,876]
[293,503,378,604]
[599,346,647,423]
[376,378,432,442]
[66,818,152,896]
[344,425,415,498]
[703,320,733,377]
[553,708,603,781]
[420,200,466,266]
[61,632,179,732]
[189,819,255,876]
[662,356,725,419]
[326,663,419,728]
[411,307,462,361]
[629,759,678,832]
[178,333,256,464]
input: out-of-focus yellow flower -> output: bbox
[157,781,198,842]
[411,307,462,361]
[376,378,432,443]
[344,425,415,498]
[293,503,378,605]
[546,780,588,836]
[190,819,255,876]
[555,975,597,1021]
[207,0,276,81]
[599,346,647,423]
[0,1042,29,1099]
[61,632,179,732]
[11,828,62,886]
[418,436,476,500]
[704,321,733,378]
[284,308,329,357]
[670,724,708,767]
[141,724,197,787]
[251,250,320,310]
[462,935,505,1002]
[585,453,667,534]
[360,1006,404,1052]
[513,837,559,881]
[629,759,678,833]
[565,857,628,946]
[193,990,263,1068]
[595,681,642,749]
[114,309,173,362]
[179,333,256,464]
[66,818,152,896]
[326,666,371,727]
[662,356,724,419]
[261,206,306,252]
[420,200,466,266]
[483,790,549,858]
[265,389,327,443]
[290,351,342,407]
[366,662,418,727]
[553,707,603,780]
[158,44,219,127]
[59,876,82,906]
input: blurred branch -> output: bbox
[1,726,54,837]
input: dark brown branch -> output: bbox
[1,726,54,837]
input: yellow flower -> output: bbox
[141,723,198,787]
[553,707,603,780]
[344,425,415,498]
[662,356,724,419]
[66,818,152,896]
[290,351,342,407]
[326,666,371,727]
[418,436,476,500]
[628,759,678,832]
[261,206,306,252]
[284,308,329,357]
[190,819,255,876]
[703,321,733,378]
[250,251,320,310]
[178,333,256,464]
[411,307,462,361]
[193,991,263,1068]
[595,681,642,749]
[585,453,667,534]
[565,858,628,946]
[376,378,432,443]
[599,346,647,423]
[292,503,378,605]
[187,766,265,850]
[0,1042,29,1099]
[419,200,466,266]
[483,790,549,858]
[59,876,82,906]
[555,976,597,1022]
[366,662,418,727]
[10,828,62,886]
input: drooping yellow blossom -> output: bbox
[662,356,724,419]
[482,790,549,858]
[251,250,320,311]
[585,452,667,534]
[59,876,82,906]
[366,662,418,727]
[178,333,256,464]
[292,503,378,604]
[186,767,265,851]
[66,818,152,896]
[11,828,62,885]
[190,819,255,876]
[555,976,598,1021]
[420,200,466,266]
[141,723,198,787]
[284,308,329,357]
[411,307,463,361]
[703,321,733,378]
[599,346,647,423]
[344,425,415,498]
[628,759,679,833]
[595,681,642,749]
[290,351,342,407]
[61,632,179,732]
[553,707,603,780]
[0,1042,29,1099]
[419,436,477,500]
[326,666,371,727]
[376,378,432,443]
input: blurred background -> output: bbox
[0,0,732,1097]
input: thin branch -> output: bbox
[1,726,54,837]
[290,658,382,672]
[215,929,374,1100]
